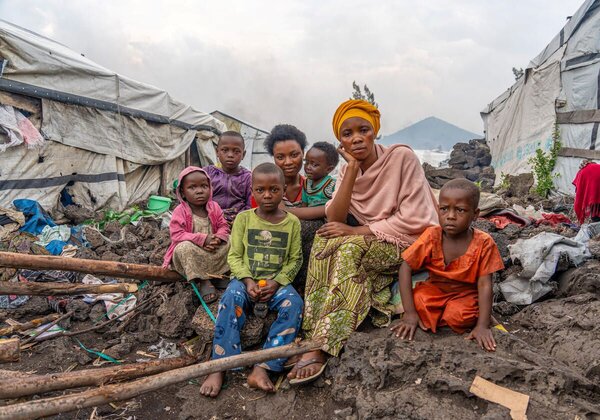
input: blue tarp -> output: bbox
[13,199,56,235]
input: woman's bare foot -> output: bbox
[247,366,275,392]
[200,372,224,398]
[287,350,327,380]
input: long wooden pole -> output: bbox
[0,314,60,336]
[0,340,321,420]
[0,251,183,282]
[0,338,19,363]
[0,282,137,296]
[0,355,196,399]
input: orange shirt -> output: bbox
[402,226,504,286]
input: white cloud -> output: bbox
[0,0,583,140]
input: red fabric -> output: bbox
[487,215,517,229]
[413,280,479,333]
[402,226,504,285]
[402,226,504,333]
[484,211,529,229]
[538,213,573,226]
[162,167,230,268]
[573,162,600,224]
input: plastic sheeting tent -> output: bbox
[211,110,272,170]
[481,0,600,194]
[0,20,225,211]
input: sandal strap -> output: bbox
[295,357,325,369]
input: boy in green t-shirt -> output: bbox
[200,163,303,398]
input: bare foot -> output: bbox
[200,372,224,398]
[287,350,327,380]
[247,365,275,392]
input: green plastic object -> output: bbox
[147,195,172,214]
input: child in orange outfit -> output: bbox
[391,178,504,351]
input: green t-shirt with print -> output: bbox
[227,209,303,286]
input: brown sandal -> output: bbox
[289,358,328,385]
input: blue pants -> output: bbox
[211,279,303,372]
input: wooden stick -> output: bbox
[0,355,196,399]
[0,338,20,363]
[0,314,60,336]
[0,368,32,379]
[0,281,137,296]
[0,251,184,282]
[21,311,74,345]
[0,340,321,420]
[33,296,158,344]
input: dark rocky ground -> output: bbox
[1,145,599,418]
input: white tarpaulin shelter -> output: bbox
[481,0,600,194]
[211,110,272,169]
[0,20,225,211]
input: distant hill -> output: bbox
[381,116,482,151]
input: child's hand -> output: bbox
[208,236,222,247]
[258,279,279,302]
[242,278,260,300]
[466,326,497,352]
[202,235,220,252]
[390,311,425,341]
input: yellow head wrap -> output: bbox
[332,99,381,140]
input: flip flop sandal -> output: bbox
[283,354,301,369]
[198,281,218,304]
[210,277,230,290]
[288,358,328,385]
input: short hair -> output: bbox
[440,178,480,208]
[252,162,285,185]
[218,131,245,149]
[263,124,308,156]
[310,141,339,168]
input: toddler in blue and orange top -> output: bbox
[301,141,338,207]
[392,179,504,351]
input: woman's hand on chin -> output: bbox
[337,145,357,164]
[317,221,355,238]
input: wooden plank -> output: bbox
[470,376,529,420]
[556,110,600,124]
[558,147,600,160]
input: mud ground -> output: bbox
[1,213,599,419]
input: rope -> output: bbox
[75,338,122,364]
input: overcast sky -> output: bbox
[0,0,583,141]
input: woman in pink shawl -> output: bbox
[288,100,439,384]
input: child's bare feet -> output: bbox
[200,372,224,398]
[247,365,275,392]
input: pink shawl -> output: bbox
[327,144,438,247]
[162,166,230,268]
